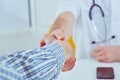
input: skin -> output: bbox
[40,12,76,72]
[40,11,120,71]
[93,46,120,63]
[40,34,76,72]
[49,12,75,41]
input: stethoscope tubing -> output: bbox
[89,0,115,44]
[89,0,104,20]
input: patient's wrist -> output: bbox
[55,40,74,60]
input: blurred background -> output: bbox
[0,0,59,55]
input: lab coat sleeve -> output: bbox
[0,42,66,80]
[56,0,81,19]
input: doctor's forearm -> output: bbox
[50,12,75,40]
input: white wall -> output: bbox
[35,0,59,27]
[0,0,59,55]
[0,28,48,55]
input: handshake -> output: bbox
[40,29,76,72]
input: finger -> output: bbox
[96,55,105,62]
[62,58,76,72]
[51,30,65,41]
[40,35,47,47]
[93,47,104,57]
[40,34,55,47]
[93,51,103,57]
[40,40,46,47]
[44,35,56,44]
[94,47,102,53]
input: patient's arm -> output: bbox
[0,35,75,80]
[40,34,76,72]
[0,42,66,80]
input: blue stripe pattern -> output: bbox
[0,42,65,80]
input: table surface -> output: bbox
[58,59,120,80]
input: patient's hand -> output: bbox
[56,40,76,72]
[40,34,76,72]
[93,46,120,63]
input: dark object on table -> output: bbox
[97,67,114,79]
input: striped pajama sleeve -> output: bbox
[0,42,66,80]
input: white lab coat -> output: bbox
[56,0,120,60]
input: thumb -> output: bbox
[93,47,102,57]
[51,29,65,41]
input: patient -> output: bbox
[0,34,76,80]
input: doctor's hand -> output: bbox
[40,34,76,72]
[93,46,120,63]
[40,29,65,47]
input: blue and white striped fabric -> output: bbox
[0,42,65,80]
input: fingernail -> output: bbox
[40,42,46,47]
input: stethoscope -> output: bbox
[89,0,115,45]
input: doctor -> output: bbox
[40,0,120,65]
